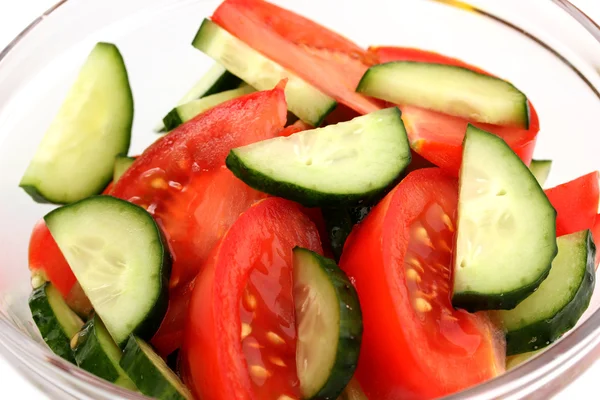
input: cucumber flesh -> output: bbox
[163,85,254,131]
[113,156,136,183]
[337,378,368,400]
[357,61,529,128]
[73,315,137,390]
[293,247,362,400]
[529,159,552,187]
[226,107,411,207]
[453,125,557,311]
[20,42,133,204]
[29,283,84,364]
[506,350,541,370]
[45,196,170,346]
[499,230,595,355]
[192,19,336,126]
[120,336,192,400]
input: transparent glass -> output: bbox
[1,0,600,398]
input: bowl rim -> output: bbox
[1,0,600,399]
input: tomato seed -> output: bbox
[406,269,421,282]
[442,213,455,232]
[250,365,271,379]
[241,323,252,340]
[415,298,433,313]
[266,331,286,345]
[151,178,169,190]
[269,356,286,367]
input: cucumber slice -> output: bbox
[73,315,137,390]
[293,247,362,400]
[20,42,133,204]
[226,107,411,207]
[120,336,192,400]
[44,196,170,346]
[192,19,336,126]
[529,159,552,187]
[29,282,84,364]
[452,125,557,311]
[113,156,136,183]
[506,350,541,370]
[357,61,529,128]
[324,206,374,262]
[499,230,595,355]
[337,377,368,400]
[162,85,254,131]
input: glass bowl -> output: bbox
[1,0,600,398]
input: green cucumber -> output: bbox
[113,156,136,183]
[529,159,552,187]
[29,282,84,364]
[73,315,137,390]
[192,19,336,126]
[120,336,192,400]
[226,107,411,207]
[337,377,368,400]
[163,85,254,131]
[20,42,133,204]
[45,196,170,346]
[499,230,595,355]
[452,125,557,311]
[506,350,541,370]
[357,61,529,128]
[293,247,362,400]
[324,206,374,262]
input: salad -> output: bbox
[20,0,600,399]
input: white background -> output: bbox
[0,0,599,398]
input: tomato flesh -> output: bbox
[182,198,322,400]
[340,169,504,399]
[592,214,600,269]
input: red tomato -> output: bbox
[279,120,312,137]
[545,171,599,237]
[591,214,600,269]
[212,0,382,114]
[340,169,505,399]
[368,46,540,175]
[181,198,323,400]
[112,84,287,289]
[28,220,75,298]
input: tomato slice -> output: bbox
[368,46,539,175]
[211,0,382,114]
[340,168,505,399]
[591,214,600,269]
[28,220,75,298]
[112,85,287,289]
[181,198,322,400]
[279,119,312,137]
[545,171,600,237]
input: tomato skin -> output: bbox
[591,214,600,269]
[545,171,599,237]
[279,120,312,137]
[181,198,322,400]
[28,220,75,298]
[340,169,504,399]
[212,0,381,114]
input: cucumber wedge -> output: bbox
[20,42,133,204]
[113,156,136,183]
[163,85,254,131]
[192,19,336,126]
[45,196,170,346]
[293,247,362,400]
[29,282,84,364]
[337,377,368,400]
[506,350,541,370]
[499,230,595,355]
[357,61,529,128]
[73,315,137,390]
[529,159,552,187]
[226,108,411,207]
[452,125,557,311]
[120,336,192,400]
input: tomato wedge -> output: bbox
[279,119,312,137]
[591,214,600,269]
[212,0,382,114]
[181,198,323,400]
[545,171,599,237]
[112,84,287,289]
[368,46,539,175]
[340,168,505,399]
[28,220,75,298]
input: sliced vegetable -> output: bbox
[45,196,171,346]
[592,214,600,268]
[20,42,133,204]
[73,315,137,390]
[193,19,336,126]
[506,350,541,370]
[226,108,411,207]
[340,169,505,399]
[529,159,552,187]
[120,336,191,400]
[113,156,136,183]
[292,247,362,399]
[499,230,595,355]
[181,198,322,400]
[29,282,84,363]
[337,377,368,400]
[323,208,354,262]
[453,126,557,311]
[163,85,254,131]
